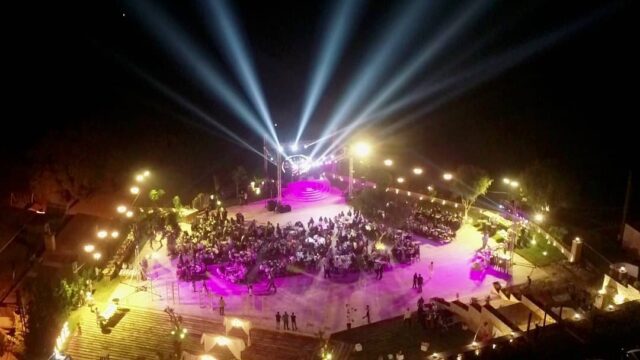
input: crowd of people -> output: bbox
[167,207,400,285]
[406,205,462,244]
[162,201,461,288]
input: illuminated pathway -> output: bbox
[110,191,547,335]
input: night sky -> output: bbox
[4,1,638,225]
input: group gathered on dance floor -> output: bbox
[162,202,462,287]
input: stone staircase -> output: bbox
[66,304,230,360]
[241,328,322,360]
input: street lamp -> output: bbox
[110,231,120,239]
[116,205,127,214]
[397,177,405,184]
[534,213,544,223]
[383,159,393,167]
[135,174,145,182]
[130,186,140,195]
[348,141,371,198]
[93,252,102,260]
[84,244,95,253]
[443,173,453,181]
[503,178,511,184]
[352,142,371,157]
[125,210,134,218]
[97,230,108,239]
[509,181,519,188]
[412,167,423,175]
[143,170,150,177]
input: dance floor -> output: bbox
[108,190,547,335]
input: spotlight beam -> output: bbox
[377,7,611,136]
[294,0,364,144]
[319,1,490,158]
[123,60,270,161]
[206,0,280,146]
[310,0,432,158]
[322,4,610,156]
[131,1,275,148]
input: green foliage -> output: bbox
[351,188,412,228]
[452,165,493,218]
[519,161,571,210]
[231,166,248,197]
[172,195,182,210]
[149,188,166,202]
[24,271,84,358]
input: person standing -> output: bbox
[219,296,225,316]
[283,312,290,330]
[417,274,424,293]
[403,307,412,327]
[428,261,434,280]
[482,231,489,250]
[275,312,281,330]
[291,312,298,331]
[362,305,371,324]
[412,272,418,289]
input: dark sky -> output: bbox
[4,0,638,219]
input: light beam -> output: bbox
[295,0,364,143]
[205,0,280,146]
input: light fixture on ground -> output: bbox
[443,173,453,181]
[117,205,127,214]
[290,143,299,152]
[503,178,510,184]
[383,159,393,166]
[84,244,95,253]
[97,230,108,239]
[413,167,423,175]
[510,181,519,188]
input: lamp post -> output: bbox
[348,142,371,199]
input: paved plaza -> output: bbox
[106,191,546,335]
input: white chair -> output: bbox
[355,343,363,352]
[420,342,430,352]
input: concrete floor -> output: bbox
[108,192,547,335]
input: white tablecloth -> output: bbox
[223,317,252,345]
[200,333,246,360]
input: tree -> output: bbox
[172,195,182,210]
[149,189,166,203]
[351,188,412,228]
[452,165,493,219]
[519,161,571,212]
[23,272,76,358]
[231,166,248,198]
